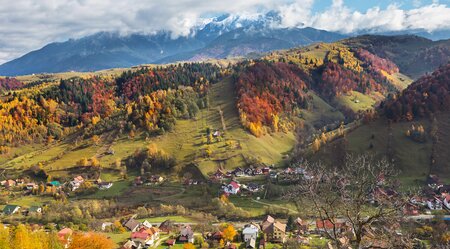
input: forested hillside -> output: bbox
[343,35,450,78]
[383,63,450,121]
[0,63,227,148]
[234,42,410,136]
[310,60,450,184]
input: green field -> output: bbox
[335,91,377,112]
[310,116,438,187]
[138,215,195,223]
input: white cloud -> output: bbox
[306,3,450,33]
[0,0,449,64]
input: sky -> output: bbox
[0,0,449,64]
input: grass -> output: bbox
[229,196,299,217]
[335,91,377,112]
[103,232,130,248]
[156,243,184,249]
[311,117,434,188]
[7,195,53,207]
[299,91,345,128]
[81,180,131,199]
[138,215,195,223]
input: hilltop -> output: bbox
[343,35,450,79]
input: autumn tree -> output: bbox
[287,155,411,248]
[68,232,114,249]
[221,223,237,242]
[0,224,10,249]
[12,224,32,249]
[92,135,101,145]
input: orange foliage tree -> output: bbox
[68,232,114,249]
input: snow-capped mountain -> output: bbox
[0,12,345,76]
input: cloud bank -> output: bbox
[0,0,449,64]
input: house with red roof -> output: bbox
[57,228,73,248]
[131,231,151,246]
[315,219,350,235]
[222,181,240,195]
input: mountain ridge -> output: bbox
[0,12,347,76]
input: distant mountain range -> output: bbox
[1,12,450,76]
[0,13,347,76]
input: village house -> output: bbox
[258,238,266,249]
[227,243,238,249]
[28,206,43,215]
[150,175,164,184]
[140,220,153,229]
[121,240,137,249]
[403,202,419,216]
[26,182,37,190]
[206,231,223,242]
[427,198,443,210]
[101,222,114,231]
[295,218,310,235]
[444,195,450,209]
[124,217,141,232]
[212,169,225,181]
[98,182,113,190]
[1,179,16,188]
[315,219,351,236]
[159,219,176,234]
[410,196,427,206]
[178,225,194,243]
[134,176,143,186]
[58,228,73,248]
[262,167,271,175]
[131,226,160,247]
[242,223,259,243]
[131,231,151,247]
[232,167,245,177]
[260,215,286,243]
[166,239,176,247]
[222,181,240,195]
[69,175,84,191]
[2,204,20,215]
[213,130,221,137]
[48,181,61,187]
[427,174,443,189]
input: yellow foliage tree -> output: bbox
[0,225,10,249]
[12,224,32,249]
[77,158,89,167]
[271,114,279,132]
[91,116,101,126]
[221,224,237,242]
[91,157,100,167]
[312,138,321,153]
[92,135,101,145]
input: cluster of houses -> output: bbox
[0,175,113,194]
[119,214,357,249]
[133,175,165,186]
[221,181,262,195]
[0,175,115,217]
[121,217,161,249]
[406,175,450,214]
[211,165,312,183]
